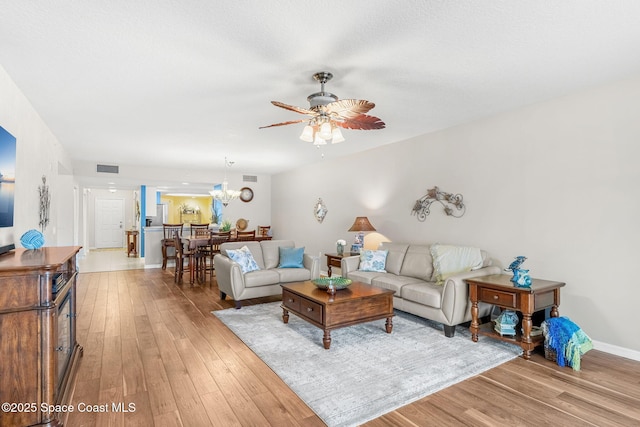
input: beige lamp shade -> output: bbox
[348,217,376,232]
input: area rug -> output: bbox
[213,302,521,427]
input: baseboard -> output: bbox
[593,339,640,361]
[144,263,162,269]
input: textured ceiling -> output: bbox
[2,1,640,191]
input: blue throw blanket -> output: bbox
[542,317,593,371]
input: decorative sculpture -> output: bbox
[38,175,50,232]
[21,229,45,249]
[411,186,465,221]
[504,256,532,288]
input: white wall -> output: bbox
[0,65,74,246]
[272,73,640,356]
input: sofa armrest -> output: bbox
[213,254,246,299]
[441,266,501,324]
[303,253,321,279]
[340,255,361,277]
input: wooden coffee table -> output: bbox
[281,281,395,349]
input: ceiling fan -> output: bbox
[259,71,385,145]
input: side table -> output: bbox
[126,229,139,257]
[466,274,565,359]
[325,253,356,277]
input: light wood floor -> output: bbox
[68,268,640,426]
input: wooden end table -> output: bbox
[281,281,394,349]
[466,274,565,359]
[126,229,138,257]
[325,253,357,277]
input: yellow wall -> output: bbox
[160,195,214,224]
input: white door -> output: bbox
[95,198,124,248]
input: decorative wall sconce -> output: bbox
[412,186,465,221]
[314,198,328,223]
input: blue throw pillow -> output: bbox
[227,246,260,274]
[359,249,388,272]
[278,246,305,268]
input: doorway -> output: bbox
[95,198,124,248]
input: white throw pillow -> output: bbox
[359,249,388,272]
[430,244,483,285]
[227,245,260,274]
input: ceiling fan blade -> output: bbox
[322,99,376,119]
[271,101,316,116]
[258,119,308,129]
[336,114,386,130]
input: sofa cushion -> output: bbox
[371,274,425,295]
[431,244,484,285]
[400,282,443,309]
[278,246,305,268]
[226,246,261,273]
[378,242,409,275]
[347,270,386,285]
[399,245,433,281]
[261,240,295,269]
[275,267,311,283]
[221,241,265,269]
[243,269,281,288]
[359,249,388,272]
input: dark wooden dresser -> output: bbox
[0,246,82,426]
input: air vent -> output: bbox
[97,164,119,174]
[243,175,257,182]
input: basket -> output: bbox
[544,341,557,362]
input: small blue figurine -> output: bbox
[505,256,527,272]
[505,256,531,287]
[512,268,532,288]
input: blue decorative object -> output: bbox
[494,310,519,336]
[504,256,531,287]
[20,229,45,249]
[505,256,527,272]
[513,268,532,288]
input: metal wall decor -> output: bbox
[38,175,50,232]
[314,198,328,223]
[411,186,465,221]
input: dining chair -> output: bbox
[162,223,184,270]
[236,230,256,241]
[173,231,192,284]
[201,234,230,281]
[190,223,210,235]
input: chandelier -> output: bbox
[209,157,241,206]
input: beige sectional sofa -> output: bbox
[341,242,500,337]
[214,239,320,308]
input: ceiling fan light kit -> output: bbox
[260,71,385,146]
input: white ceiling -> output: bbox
[2,1,640,192]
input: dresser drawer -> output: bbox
[300,298,323,324]
[479,288,517,308]
[282,290,301,312]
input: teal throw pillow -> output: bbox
[359,249,388,272]
[227,246,260,273]
[278,246,305,268]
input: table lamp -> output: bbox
[347,216,376,253]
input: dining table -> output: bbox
[180,234,273,284]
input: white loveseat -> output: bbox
[341,242,500,337]
[214,239,320,308]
